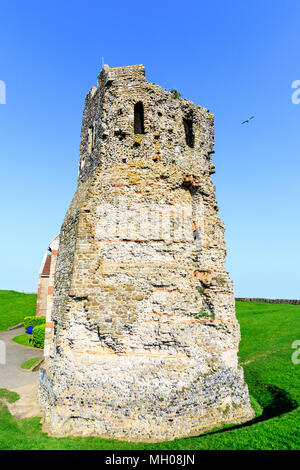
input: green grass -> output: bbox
[0,290,36,331]
[0,389,20,404]
[11,333,39,349]
[0,301,299,449]
[20,357,41,370]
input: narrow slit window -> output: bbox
[183,118,194,148]
[88,124,95,153]
[134,102,145,134]
[91,125,95,153]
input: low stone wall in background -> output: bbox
[236,298,300,305]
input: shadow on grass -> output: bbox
[202,384,298,437]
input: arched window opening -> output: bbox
[134,102,145,134]
[183,117,194,148]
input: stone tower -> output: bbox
[39,65,254,441]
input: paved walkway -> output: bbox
[0,326,43,418]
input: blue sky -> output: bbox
[0,0,299,298]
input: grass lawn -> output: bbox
[0,389,20,404]
[0,301,299,449]
[0,290,36,331]
[20,357,41,370]
[11,333,40,349]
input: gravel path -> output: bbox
[0,326,43,417]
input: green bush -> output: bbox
[32,324,45,349]
[24,315,45,333]
[170,89,181,99]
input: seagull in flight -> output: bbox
[241,115,255,124]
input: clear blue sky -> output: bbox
[0,0,299,298]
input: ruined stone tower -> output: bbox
[39,64,254,441]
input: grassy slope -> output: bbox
[0,301,299,449]
[0,389,20,404]
[0,290,36,331]
[21,357,41,370]
[12,334,38,348]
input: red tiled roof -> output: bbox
[41,254,51,276]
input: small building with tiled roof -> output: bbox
[36,235,59,318]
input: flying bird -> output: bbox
[241,116,255,124]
